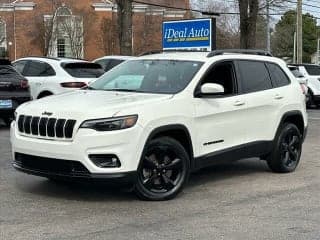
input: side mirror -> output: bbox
[200,83,224,95]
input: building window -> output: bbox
[0,19,7,58]
[57,38,66,57]
[47,6,83,58]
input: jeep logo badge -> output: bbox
[42,111,53,116]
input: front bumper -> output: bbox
[11,121,146,178]
[13,153,137,183]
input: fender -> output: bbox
[274,110,305,141]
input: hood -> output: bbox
[17,90,173,119]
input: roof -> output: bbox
[93,55,136,62]
[135,50,283,65]
[13,56,88,64]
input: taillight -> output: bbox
[300,84,307,95]
[20,79,29,89]
[60,82,87,88]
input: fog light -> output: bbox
[89,154,121,168]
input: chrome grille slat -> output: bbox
[17,115,76,140]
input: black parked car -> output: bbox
[0,59,31,126]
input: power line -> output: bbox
[132,0,320,19]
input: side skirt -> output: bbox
[193,141,273,171]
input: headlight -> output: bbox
[80,115,138,131]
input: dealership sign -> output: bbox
[162,18,216,51]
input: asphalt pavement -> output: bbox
[0,110,320,240]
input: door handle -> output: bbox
[274,94,284,100]
[233,100,245,106]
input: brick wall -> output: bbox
[0,0,190,61]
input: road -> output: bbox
[0,110,320,240]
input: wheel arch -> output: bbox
[143,124,195,170]
[276,110,305,138]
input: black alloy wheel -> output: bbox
[135,137,190,201]
[267,123,302,173]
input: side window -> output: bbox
[95,59,110,72]
[24,61,56,77]
[266,63,290,87]
[201,61,236,95]
[237,60,272,93]
[12,60,27,74]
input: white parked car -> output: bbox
[93,55,135,72]
[13,57,104,99]
[11,50,308,200]
[288,65,308,97]
[291,64,320,107]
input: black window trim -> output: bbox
[194,60,239,98]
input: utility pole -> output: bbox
[266,0,271,52]
[296,0,303,63]
[293,31,297,63]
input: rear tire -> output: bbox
[267,123,302,173]
[134,137,190,201]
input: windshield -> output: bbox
[89,60,203,94]
[304,65,320,76]
[61,62,105,78]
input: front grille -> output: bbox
[14,152,90,176]
[17,115,76,139]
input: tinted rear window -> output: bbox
[0,65,24,80]
[289,67,304,78]
[62,62,104,78]
[304,65,320,76]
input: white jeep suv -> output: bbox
[10,50,308,200]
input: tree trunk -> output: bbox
[116,0,133,55]
[238,0,259,49]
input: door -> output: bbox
[193,61,248,158]
[236,60,282,143]
[22,60,56,99]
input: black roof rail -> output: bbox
[207,49,273,57]
[139,49,209,56]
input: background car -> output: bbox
[93,55,135,72]
[291,64,320,108]
[0,59,31,126]
[12,57,105,99]
[288,65,309,100]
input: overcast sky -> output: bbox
[191,0,320,25]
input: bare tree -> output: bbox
[115,0,133,55]
[238,0,259,49]
[57,15,84,58]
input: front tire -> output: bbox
[134,137,190,201]
[267,123,302,173]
